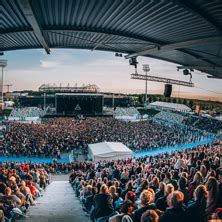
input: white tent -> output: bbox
[88,142,133,162]
[149,101,191,112]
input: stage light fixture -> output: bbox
[183,69,190,75]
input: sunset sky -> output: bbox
[2,49,222,101]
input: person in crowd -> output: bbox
[188,171,203,199]
[159,191,186,222]
[185,185,208,222]
[91,184,114,220]
[109,200,134,222]
[156,184,174,211]
[178,177,189,205]
[205,176,219,218]
[133,190,156,222]
[121,181,134,200]
[154,182,166,202]
[141,209,159,222]
[109,186,119,205]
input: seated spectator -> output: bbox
[185,185,208,222]
[178,177,189,205]
[156,184,174,211]
[109,200,134,222]
[133,190,155,222]
[155,182,166,203]
[109,186,119,205]
[188,171,203,200]
[4,187,21,207]
[174,154,186,170]
[205,176,219,218]
[165,172,178,190]
[159,191,186,222]
[141,209,159,222]
[20,180,35,206]
[91,184,114,220]
[136,180,149,197]
[121,181,134,199]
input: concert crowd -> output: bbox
[69,143,222,222]
[0,162,50,221]
[2,118,203,157]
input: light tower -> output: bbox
[0,60,7,106]
[143,64,150,109]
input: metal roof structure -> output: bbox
[1,0,222,78]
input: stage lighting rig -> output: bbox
[115,52,123,57]
[129,57,138,69]
[177,66,193,82]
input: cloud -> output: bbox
[40,60,61,68]
[3,49,222,101]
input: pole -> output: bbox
[44,93,46,112]
[112,93,114,109]
[145,70,148,109]
[55,95,57,114]
[1,67,3,104]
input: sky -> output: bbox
[1,49,222,101]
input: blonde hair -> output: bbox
[140,190,152,206]
[168,191,184,208]
[100,184,109,194]
[166,183,174,195]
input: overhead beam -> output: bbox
[17,0,50,54]
[92,34,110,51]
[125,36,222,59]
[177,65,222,72]
[175,0,222,32]
[131,73,194,87]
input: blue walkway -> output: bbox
[134,137,215,158]
[0,156,70,163]
[0,138,215,163]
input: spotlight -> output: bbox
[129,57,138,68]
[183,69,190,75]
[115,52,123,57]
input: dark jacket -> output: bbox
[156,195,168,211]
[185,200,206,222]
[159,206,186,222]
[155,190,164,203]
[91,193,114,219]
[133,204,156,222]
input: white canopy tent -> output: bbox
[88,142,133,162]
[149,101,191,112]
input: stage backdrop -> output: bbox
[56,93,103,115]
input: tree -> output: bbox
[188,100,194,109]
[172,98,177,103]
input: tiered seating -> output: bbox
[9,107,45,118]
[0,162,50,221]
[69,143,222,222]
[183,115,222,134]
[115,107,140,117]
[154,111,185,124]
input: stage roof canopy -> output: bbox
[1,0,222,78]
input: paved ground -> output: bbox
[20,175,90,222]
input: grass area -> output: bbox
[138,108,160,116]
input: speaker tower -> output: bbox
[164,84,172,97]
